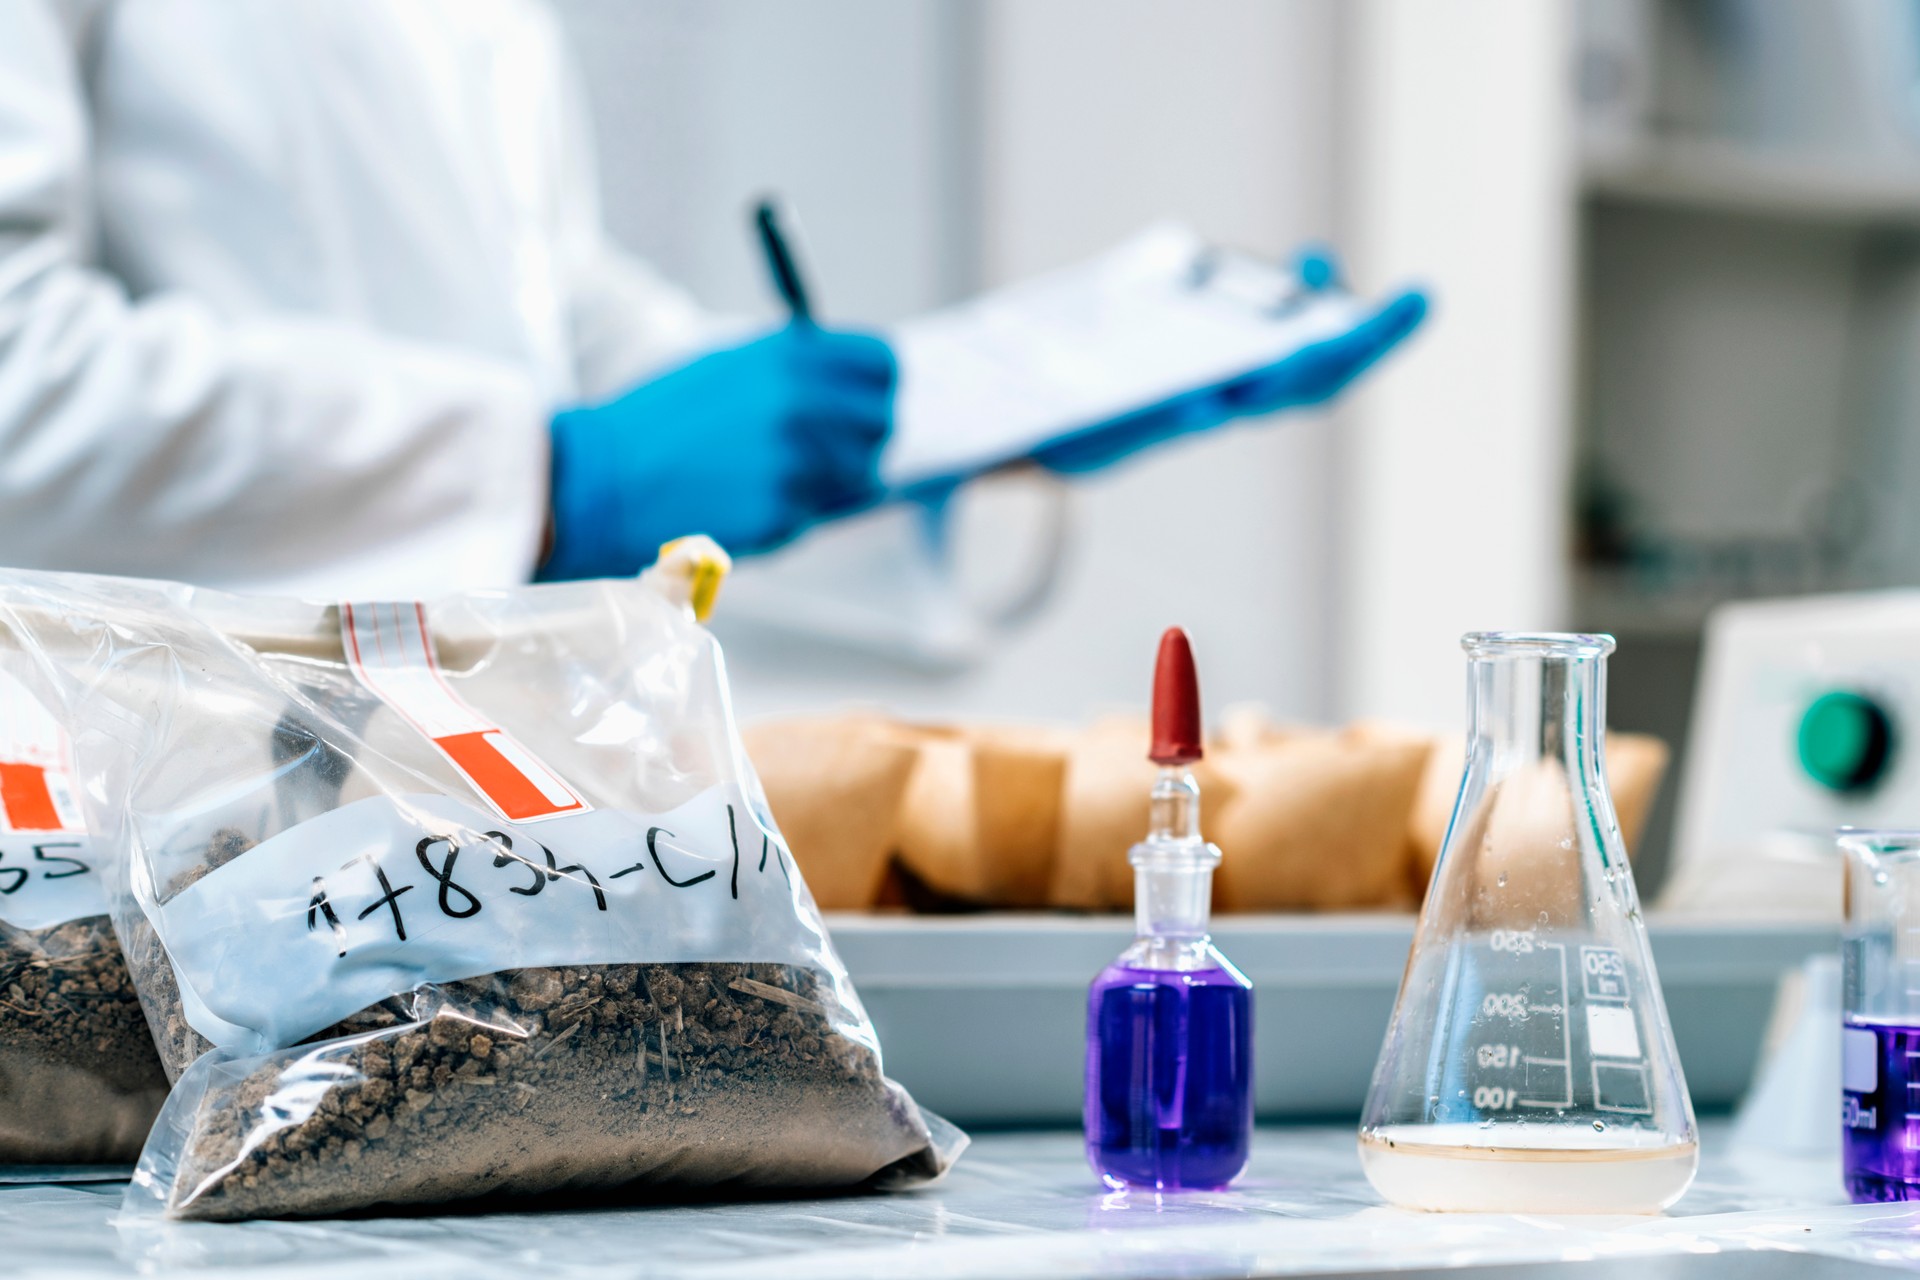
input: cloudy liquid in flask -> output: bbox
[1359,1126,1699,1215]
[1362,930,1696,1212]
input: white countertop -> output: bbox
[6,1121,1917,1279]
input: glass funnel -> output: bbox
[1840,830,1920,1202]
[1358,632,1697,1213]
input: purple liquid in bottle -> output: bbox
[1085,958,1253,1191]
[1844,1016,1920,1202]
[1086,627,1252,1191]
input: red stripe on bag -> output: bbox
[433,731,579,824]
[340,602,588,824]
[0,763,63,832]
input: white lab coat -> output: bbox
[0,0,716,597]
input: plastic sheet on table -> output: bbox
[0,1123,1910,1280]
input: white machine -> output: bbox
[1663,590,1920,919]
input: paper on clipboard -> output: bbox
[882,223,1370,490]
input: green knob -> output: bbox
[1797,691,1895,794]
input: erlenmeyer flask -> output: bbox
[1358,632,1697,1213]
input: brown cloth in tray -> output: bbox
[1049,717,1241,912]
[741,717,919,910]
[1210,727,1432,912]
[1406,730,1671,880]
[1406,730,1671,929]
[1052,716,1429,913]
[892,724,1069,908]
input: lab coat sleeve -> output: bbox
[0,1,552,597]
[563,243,729,405]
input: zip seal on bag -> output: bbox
[341,600,588,823]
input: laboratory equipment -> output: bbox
[1359,632,1698,1213]
[1083,628,1253,1191]
[1666,591,1920,920]
[1839,829,1920,1201]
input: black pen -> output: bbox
[753,197,813,325]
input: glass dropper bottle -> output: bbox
[1083,627,1254,1191]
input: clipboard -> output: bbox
[881,223,1376,492]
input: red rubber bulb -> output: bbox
[1149,627,1203,766]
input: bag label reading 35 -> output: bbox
[0,669,102,929]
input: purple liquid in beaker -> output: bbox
[1084,961,1253,1191]
[1844,1016,1920,1202]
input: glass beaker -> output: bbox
[1359,632,1698,1213]
[1840,830,1920,1202]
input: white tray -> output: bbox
[826,913,1833,1125]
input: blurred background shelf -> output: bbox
[1574,569,1738,640]
[1584,137,1920,224]
[1562,0,1920,894]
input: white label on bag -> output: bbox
[340,601,588,823]
[0,835,102,931]
[0,670,104,929]
[155,785,817,1054]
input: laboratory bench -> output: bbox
[4,1120,1915,1279]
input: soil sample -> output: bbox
[0,916,170,1162]
[2,564,957,1214]
[138,959,940,1220]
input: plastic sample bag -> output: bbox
[0,660,167,1165]
[0,543,960,1218]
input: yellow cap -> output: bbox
[650,536,731,623]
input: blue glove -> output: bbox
[541,325,895,579]
[1032,249,1427,474]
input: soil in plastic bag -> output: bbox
[0,917,169,1163]
[124,825,949,1220]
[137,963,939,1220]
[1,561,959,1217]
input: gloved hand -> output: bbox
[540,324,895,579]
[1032,248,1427,474]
